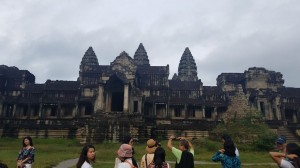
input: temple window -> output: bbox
[50,106,57,116]
[33,106,39,117]
[22,106,28,116]
[260,102,265,115]
[175,107,181,117]
[205,107,213,118]
[85,105,92,115]
[134,101,138,112]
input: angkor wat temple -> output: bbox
[1,43,300,142]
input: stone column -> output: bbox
[165,104,168,117]
[27,104,31,119]
[293,111,297,123]
[281,106,285,121]
[166,101,170,118]
[202,106,205,119]
[298,108,300,123]
[105,92,111,112]
[153,102,155,116]
[277,105,282,120]
[38,103,43,119]
[74,103,79,117]
[138,99,142,113]
[212,107,217,120]
[94,84,104,112]
[99,85,104,111]
[184,104,187,119]
[0,101,3,117]
[58,103,61,119]
[123,84,129,112]
[12,104,17,118]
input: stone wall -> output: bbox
[222,92,252,122]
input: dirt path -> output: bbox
[52,158,78,168]
[53,158,277,168]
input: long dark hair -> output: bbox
[76,144,95,168]
[153,147,166,168]
[224,140,236,157]
[22,136,33,147]
[286,143,300,168]
[221,134,232,142]
[286,143,300,155]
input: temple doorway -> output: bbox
[106,74,125,112]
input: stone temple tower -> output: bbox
[133,43,150,66]
[177,47,198,81]
[79,46,100,85]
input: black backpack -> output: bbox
[292,157,300,168]
[175,150,194,168]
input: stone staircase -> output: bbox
[277,126,300,144]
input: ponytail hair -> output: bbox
[153,147,166,168]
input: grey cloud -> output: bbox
[1,0,300,87]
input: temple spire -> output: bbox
[133,43,150,66]
[80,46,99,66]
[177,47,198,81]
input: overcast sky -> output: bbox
[1,0,300,87]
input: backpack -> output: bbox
[147,162,169,168]
[292,157,300,168]
[175,150,194,168]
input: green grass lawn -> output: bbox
[0,138,277,168]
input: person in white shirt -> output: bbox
[114,136,139,168]
[76,144,96,168]
[269,143,300,168]
[117,144,136,168]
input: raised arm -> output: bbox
[167,135,175,150]
[188,140,194,150]
[269,151,285,166]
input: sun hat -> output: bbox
[117,144,133,158]
[146,139,157,154]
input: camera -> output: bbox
[132,138,139,142]
[171,137,178,140]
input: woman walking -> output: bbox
[76,144,96,168]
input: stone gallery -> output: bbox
[0,43,299,142]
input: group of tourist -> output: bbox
[6,134,300,168]
[10,134,240,168]
[76,134,242,168]
[76,135,195,168]
[111,135,195,168]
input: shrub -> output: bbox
[210,112,276,151]
[252,133,277,151]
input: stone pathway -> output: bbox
[53,158,277,168]
[52,158,78,168]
